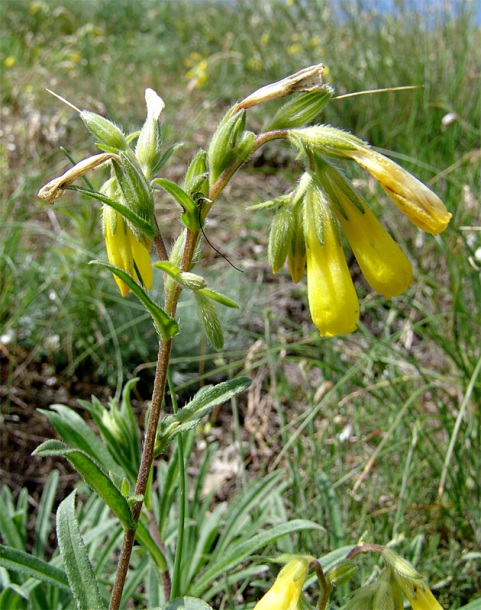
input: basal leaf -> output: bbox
[0,544,69,591]
[57,492,105,610]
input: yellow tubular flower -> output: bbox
[334,200,413,298]
[102,205,153,296]
[305,195,359,337]
[398,579,444,610]
[349,148,452,236]
[254,558,309,610]
[383,549,444,610]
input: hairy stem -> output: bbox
[109,227,202,609]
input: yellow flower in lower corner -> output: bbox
[254,558,310,610]
[305,190,359,337]
[102,205,153,296]
[383,549,444,610]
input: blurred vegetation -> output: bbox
[1,0,480,607]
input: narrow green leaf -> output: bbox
[0,544,70,591]
[156,377,251,454]
[153,142,183,176]
[198,288,239,308]
[33,440,135,531]
[190,519,324,598]
[57,492,105,610]
[194,290,224,350]
[64,185,156,238]
[34,470,59,559]
[153,178,200,230]
[91,260,178,341]
[38,405,120,475]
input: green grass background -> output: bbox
[1,0,480,607]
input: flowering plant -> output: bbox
[30,64,450,609]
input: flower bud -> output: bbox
[135,88,164,179]
[80,110,128,151]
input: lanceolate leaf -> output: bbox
[56,492,105,610]
[156,377,251,454]
[65,185,156,239]
[154,598,213,610]
[153,178,200,230]
[33,440,135,531]
[190,519,325,598]
[0,544,70,591]
[90,260,178,341]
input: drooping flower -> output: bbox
[383,549,444,610]
[288,126,452,235]
[314,157,413,298]
[304,184,360,337]
[102,205,153,297]
[253,558,310,610]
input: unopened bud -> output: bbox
[135,88,165,178]
[80,110,128,151]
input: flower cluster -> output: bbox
[267,126,451,336]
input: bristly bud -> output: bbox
[135,88,165,179]
[264,88,334,131]
[80,110,128,152]
[112,151,155,239]
[184,149,209,198]
[382,549,444,610]
[268,201,296,274]
[207,108,248,187]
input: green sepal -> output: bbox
[34,440,135,531]
[268,203,295,273]
[155,377,252,455]
[80,110,127,152]
[56,491,106,610]
[153,142,183,176]
[153,178,200,230]
[264,88,334,131]
[207,108,246,186]
[90,260,178,340]
[304,182,328,246]
[198,288,239,308]
[184,149,209,197]
[247,194,290,211]
[112,151,155,230]
[326,560,358,587]
[194,290,224,350]
[65,185,156,239]
[312,154,365,217]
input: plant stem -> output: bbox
[109,336,173,610]
[109,227,202,609]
